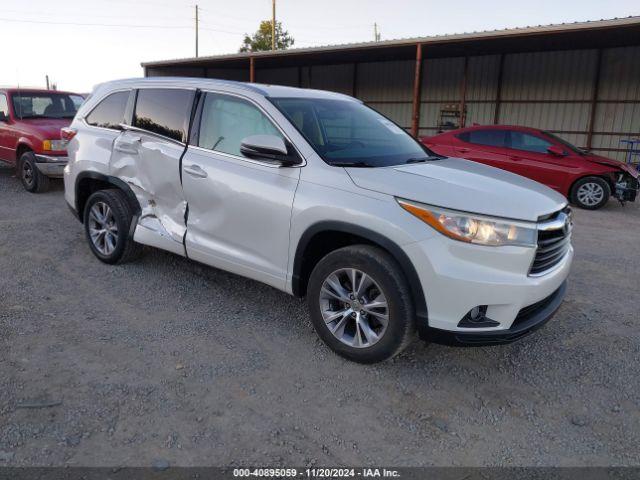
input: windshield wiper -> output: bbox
[405,156,442,164]
[332,161,375,168]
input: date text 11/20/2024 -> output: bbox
[232,468,401,478]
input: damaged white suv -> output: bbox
[64,78,573,363]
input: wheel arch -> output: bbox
[15,142,34,162]
[291,221,428,322]
[75,172,141,223]
[569,173,615,199]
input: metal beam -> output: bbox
[410,43,423,138]
[494,53,505,124]
[459,56,469,128]
[352,63,358,98]
[364,98,640,105]
[586,49,603,151]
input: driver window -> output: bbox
[198,93,283,157]
[509,131,553,154]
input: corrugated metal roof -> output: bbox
[142,16,640,67]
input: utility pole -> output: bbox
[271,0,276,50]
[374,23,380,42]
[45,75,50,90]
[195,4,199,57]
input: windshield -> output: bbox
[11,92,83,120]
[270,97,438,167]
[543,131,585,155]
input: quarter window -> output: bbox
[133,88,194,142]
[509,131,553,154]
[457,129,508,148]
[198,93,283,157]
[86,91,129,130]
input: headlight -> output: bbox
[397,198,537,247]
[42,139,66,151]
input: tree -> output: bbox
[239,20,294,52]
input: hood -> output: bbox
[346,157,567,222]
[13,118,71,139]
[584,153,639,179]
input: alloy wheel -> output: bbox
[576,182,604,206]
[22,161,34,186]
[88,201,119,256]
[319,268,389,348]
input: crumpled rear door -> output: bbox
[110,130,188,255]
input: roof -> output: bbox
[142,16,640,69]
[90,77,357,100]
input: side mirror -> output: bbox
[0,111,9,122]
[547,145,566,157]
[240,134,299,166]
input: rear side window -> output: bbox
[509,131,553,153]
[198,93,283,156]
[86,91,129,130]
[133,88,194,143]
[458,129,507,148]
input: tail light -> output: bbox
[61,127,77,142]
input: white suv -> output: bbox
[63,78,573,363]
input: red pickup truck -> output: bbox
[0,88,84,192]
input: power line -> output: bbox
[0,16,195,29]
[199,26,246,36]
[0,8,193,22]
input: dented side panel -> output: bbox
[182,147,300,291]
[109,130,187,256]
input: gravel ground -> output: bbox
[0,163,639,468]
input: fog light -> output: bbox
[469,306,484,321]
[458,305,499,328]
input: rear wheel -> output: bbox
[307,245,415,363]
[570,176,610,210]
[19,151,50,193]
[83,189,143,264]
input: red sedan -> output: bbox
[422,125,639,210]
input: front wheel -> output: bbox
[570,176,611,210]
[19,152,50,193]
[307,245,415,363]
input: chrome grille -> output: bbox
[529,209,572,276]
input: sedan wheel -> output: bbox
[570,176,611,210]
[576,182,605,207]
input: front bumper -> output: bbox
[421,281,567,346]
[34,154,68,178]
[615,176,639,202]
[403,233,573,345]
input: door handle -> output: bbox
[457,148,470,153]
[184,164,208,178]
[509,155,523,161]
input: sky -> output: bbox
[1,0,638,92]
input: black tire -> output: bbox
[19,151,50,193]
[307,245,415,363]
[570,176,611,210]
[83,189,143,264]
